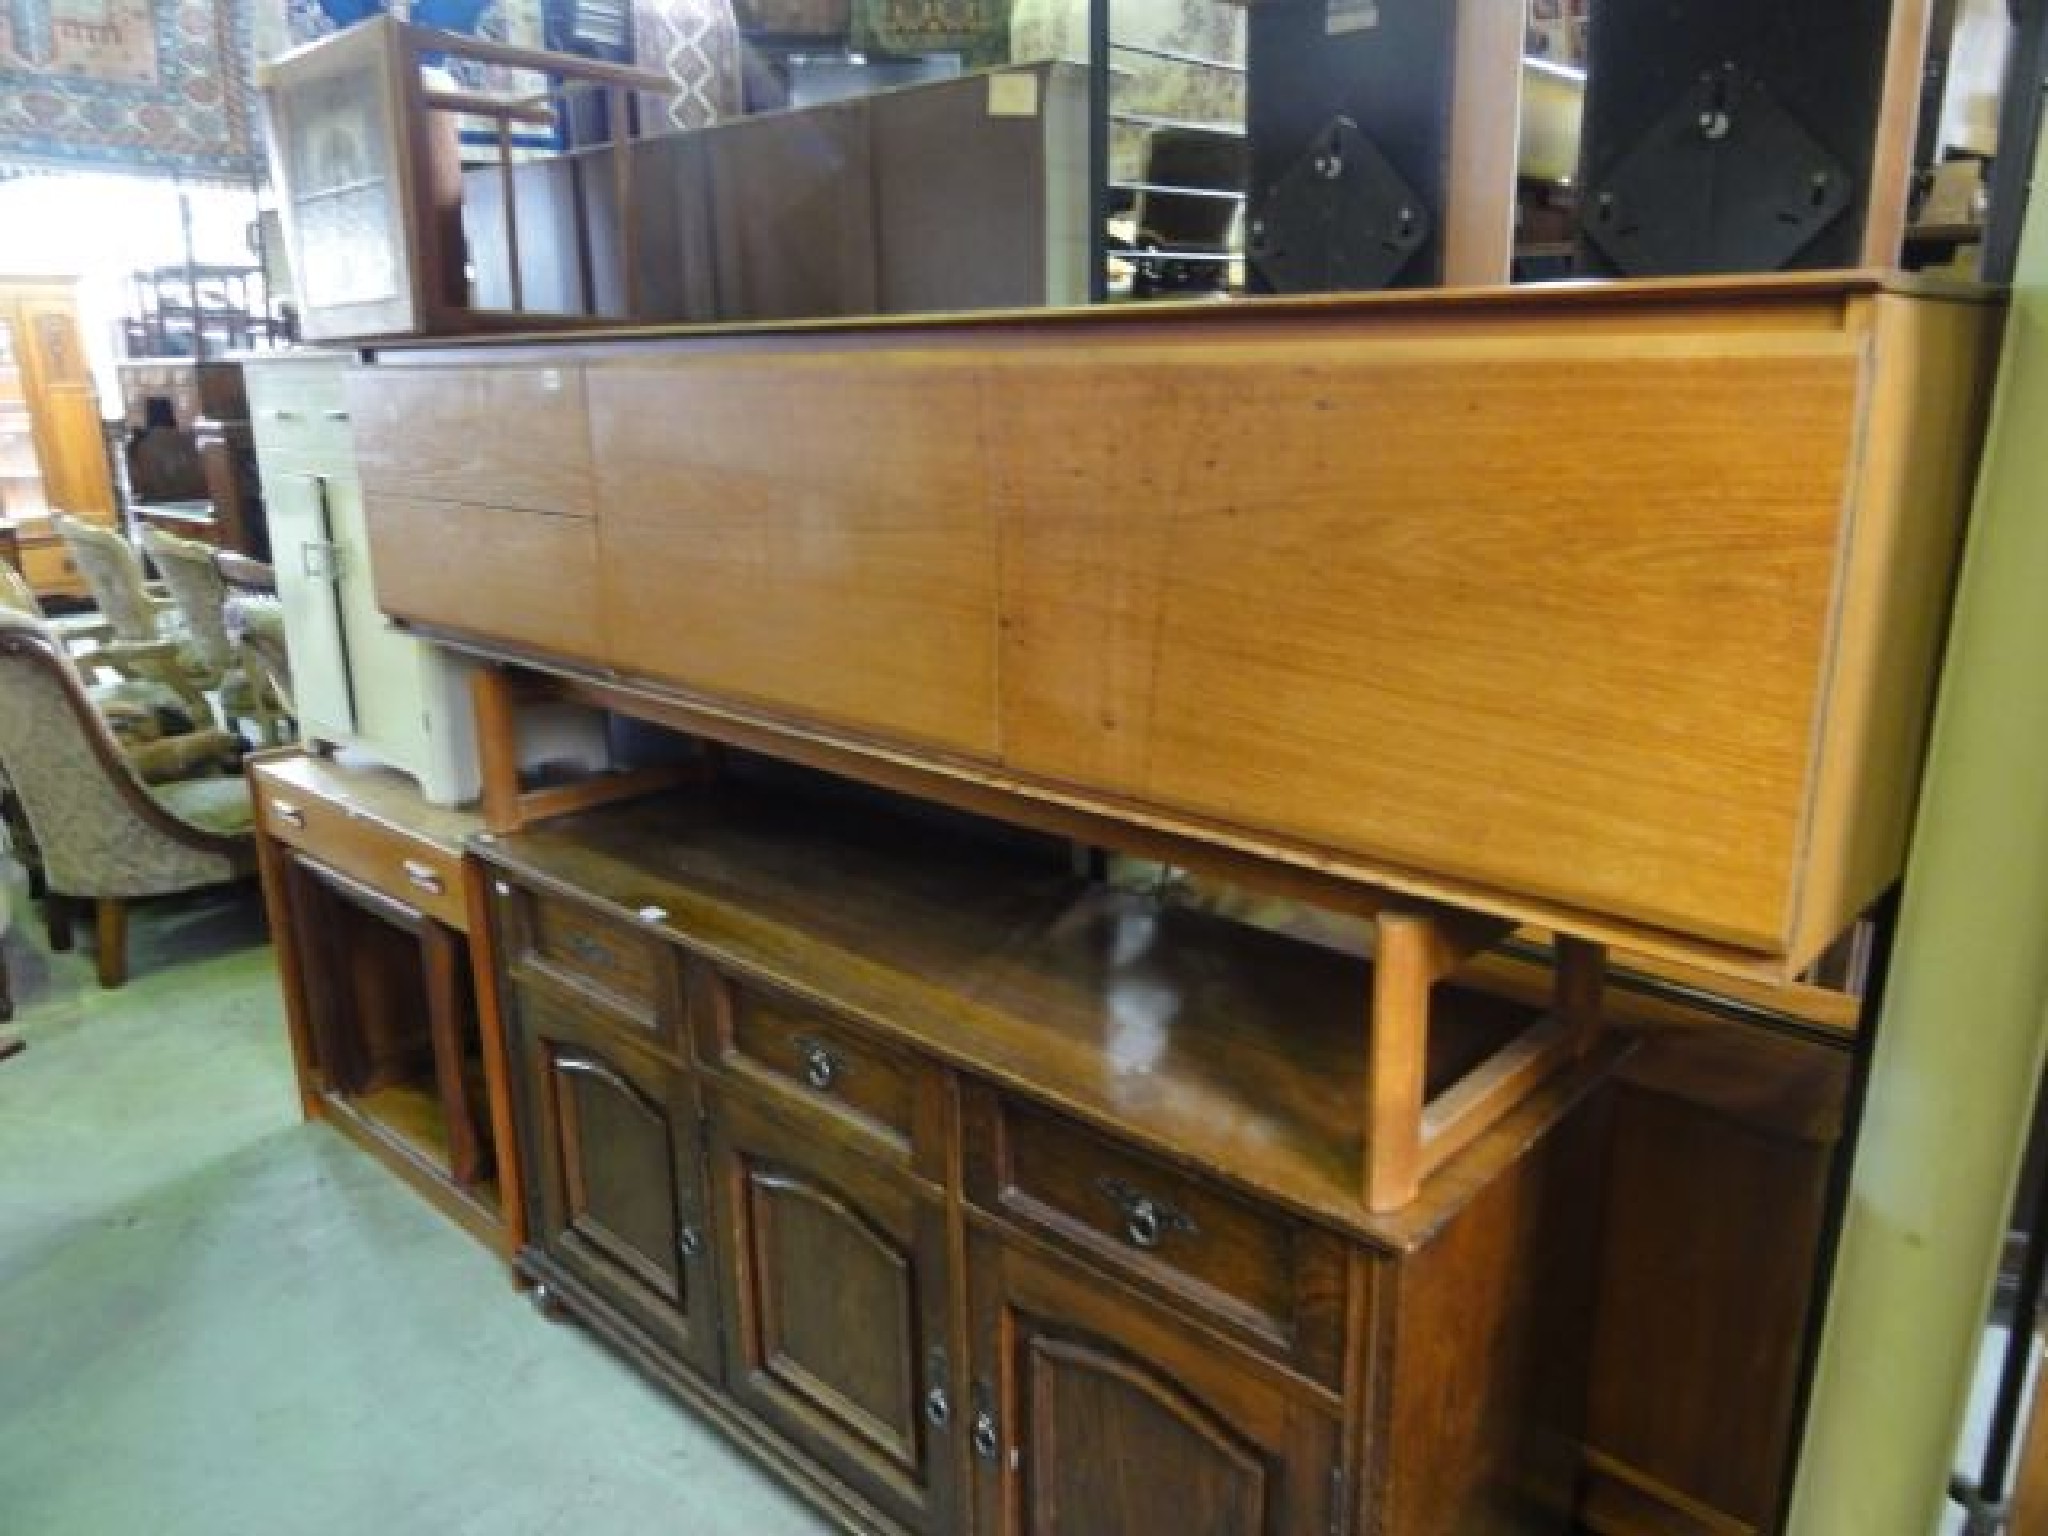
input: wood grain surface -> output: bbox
[587,355,1001,756]
[348,362,595,516]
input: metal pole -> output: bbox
[1088,0,1110,304]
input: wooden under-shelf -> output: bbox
[478,772,1596,1232]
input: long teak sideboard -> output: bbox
[348,272,2002,985]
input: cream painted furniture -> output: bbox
[244,351,480,806]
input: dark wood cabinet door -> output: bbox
[969,1230,1344,1536]
[710,1089,962,1536]
[513,982,720,1378]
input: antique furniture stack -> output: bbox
[238,4,2003,1529]
[241,268,1999,1536]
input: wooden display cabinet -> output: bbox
[0,276,118,601]
[258,18,667,343]
[252,748,524,1253]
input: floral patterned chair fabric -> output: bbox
[0,611,255,988]
[55,515,216,728]
[0,562,237,784]
[140,526,284,745]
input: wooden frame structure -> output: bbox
[259,18,669,342]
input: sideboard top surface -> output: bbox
[473,779,1609,1249]
[357,267,1998,363]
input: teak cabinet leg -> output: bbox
[1555,936,1608,1055]
[472,666,525,837]
[1367,912,1435,1212]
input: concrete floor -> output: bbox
[0,883,830,1536]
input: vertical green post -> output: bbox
[1791,123,2048,1532]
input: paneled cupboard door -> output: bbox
[968,1230,1346,1536]
[512,983,720,1379]
[709,1090,963,1536]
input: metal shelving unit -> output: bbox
[1088,0,1248,303]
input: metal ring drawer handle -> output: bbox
[322,408,351,422]
[924,1386,951,1430]
[267,408,301,422]
[677,1224,704,1261]
[270,799,305,828]
[1095,1176,1199,1251]
[971,1409,999,1462]
[792,1035,843,1093]
[401,859,443,896]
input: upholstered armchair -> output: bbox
[0,562,238,784]
[55,515,214,728]
[0,611,255,988]
[140,526,287,745]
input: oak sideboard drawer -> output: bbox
[259,781,466,930]
[520,889,666,1016]
[699,972,921,1163]
[963,1086,1351,1388]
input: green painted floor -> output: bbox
[0,884,830,1536]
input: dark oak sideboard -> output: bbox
[475,780,1615,1536]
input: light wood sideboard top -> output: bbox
[345,272,2005,983]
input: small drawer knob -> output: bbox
[1095,1175,1199,1252]
[793,1035,842,1093]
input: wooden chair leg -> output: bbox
[45,893,73,952]
[95,899,128,989]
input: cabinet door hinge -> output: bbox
[1328,1464,1347,1536]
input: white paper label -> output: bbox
[988,73,1040,119]
[1326,0,1379,35]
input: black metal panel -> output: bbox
[1245,0,1459,290]
[1576,0,1905,274]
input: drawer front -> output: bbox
[364,494,605,665]
[348,364,594,517]
[246,359,355,466]
[702,973,921,1163]
[964,1089,1350,1387]
[501,885,676,1054]
[258,780,466,929]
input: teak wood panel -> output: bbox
[988,330,1863,955]
[1788,293,2005,963]
[347,363,595,516]
[366,494,606,665]
[586,356,1001,757]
